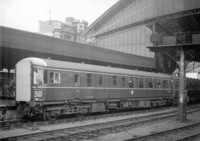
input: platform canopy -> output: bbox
[148,44,200,61]
[0,26,156,71]
[147,44,200,73]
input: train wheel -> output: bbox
[43,111,56,120]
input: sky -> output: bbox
[0,0,118,33]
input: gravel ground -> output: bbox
[0,108,176,138]
[90,111,200,141]
[1,107,200,141]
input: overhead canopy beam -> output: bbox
[95,8,200,39]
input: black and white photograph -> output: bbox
[1,0,200,140]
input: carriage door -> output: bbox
[16,60,31,102]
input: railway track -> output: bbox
[0,106,174,131]
[1,104,200,131]
[1,106,200,141]
[125,122,200,141]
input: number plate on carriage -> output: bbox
[34,90,43,97]
[33,89,44,101]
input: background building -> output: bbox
[82,0,155,58]
[39,17,88,42]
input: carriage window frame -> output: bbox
[98,75,103,87]
[139,78,144,88]
[87,73,92,87]
[33,68,47,85]
[74,74,80,87]
[122,77,125,88]
[148,78,153,88]
[113,75,117,86]
[129,77,135,88]
[49,71,60,84]
[156,79,161,88]
[163,80,168,89]
[175,80,179,89]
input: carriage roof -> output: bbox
[17,57,171,79]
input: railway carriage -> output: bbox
[0,70,15,98]
[186,78,200,103]
[16,57,175,119]
[171,77,200,104]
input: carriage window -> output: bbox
[113,75,117,86]
[175,81,179,89]
[87,73,92,87]
[139,78,144,88]
[49,72,60,84]
[74,74,80,87]
[50,72,54,83]
[98,75,102,87]
[122,77,125,87]
[33,68,47,84]
[148,79,153,88]
[156,79,161,88]
[55,73,60,83]
[129,77,135,88]
[163,80,168,89]
[192,82,195,89]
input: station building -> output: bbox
[82,0,200,74]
